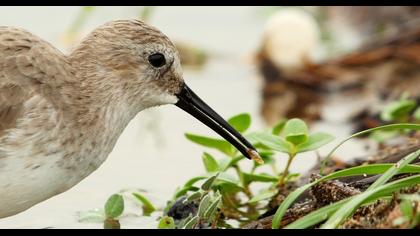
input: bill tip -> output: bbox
[247,149,264,165]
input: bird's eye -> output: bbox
[148,53,166,68]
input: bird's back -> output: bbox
[0,26,81,218]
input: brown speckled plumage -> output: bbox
[0,20,183,218]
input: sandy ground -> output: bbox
[0,7,368,228]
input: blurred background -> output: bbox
[0,6,419,228]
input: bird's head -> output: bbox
[70,19,262,162]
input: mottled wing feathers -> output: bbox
[0,26,74,134]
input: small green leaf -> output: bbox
[284,118,309,145]
[219,156,242,171]
[296,132,334,153]
[243,172,278,185]
[104,194,124,219]
[174,186,200,199]
[198,194,212,218]
[183,215,199,229]
[132,193,156,216]
[204,195,222,219]
[247,132,294,154]
[272,120,286,135]
[249,188,278,203]
[369,130,399,143]
[201,173,219,191]
[177,215,193,229]
[380,99,416,122]
[214,180,244,193]
[185,133,235,156]
[227,113,251,133]
[184,176,208,187]
[259,152,275,165]
[187,191,202,202]
[158,216,175,229]
[202,152,219,173]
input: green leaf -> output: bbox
[214,180,244,193]
[202,152,219,173]
[158,216,175,229]
[321,149,420,228]
[187,191,202,202]
[284,118,309,145]
[227,113,251,133]
[247,132,293,154]
[132,193,156,216]
[184,176,208,187]
[177,215,193,229]
[185,133,235,156]
[272,119,286,135]
[219,156,243,171]
[201,173,219,191]
[271,161,420,229]
[243,173,278,185]
[414,107,420,120]
[104,194,124,219]
[259,152,275,165]
[369,130,399,143]
[248,188,278,203]
[198,194,212,218]
[320,123,420,173]
[296,132,334,153]
[204,195,222,219]
[183,215,199,229]
[174,186,200,199]
[380,99,416,122]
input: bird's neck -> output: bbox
[58,51,142,161]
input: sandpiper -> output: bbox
[0,20,261,219]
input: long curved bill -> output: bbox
[175,83,263,164]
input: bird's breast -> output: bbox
[0,95,116,218]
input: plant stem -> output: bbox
[278,153,295,186]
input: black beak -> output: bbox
[175,83,263,163]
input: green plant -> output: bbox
[271,123,420,229]
[132,192,156,216]
[370,95,419,143]
[163,114,333,228]
[393,194,420,228]
[380,95,417,123]
[248,118,334,186]
[85,114,419,229]
[103,194,124,229]
[160,174,223,229]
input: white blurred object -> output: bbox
[263,8,321,70]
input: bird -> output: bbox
[0,19,262,219]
